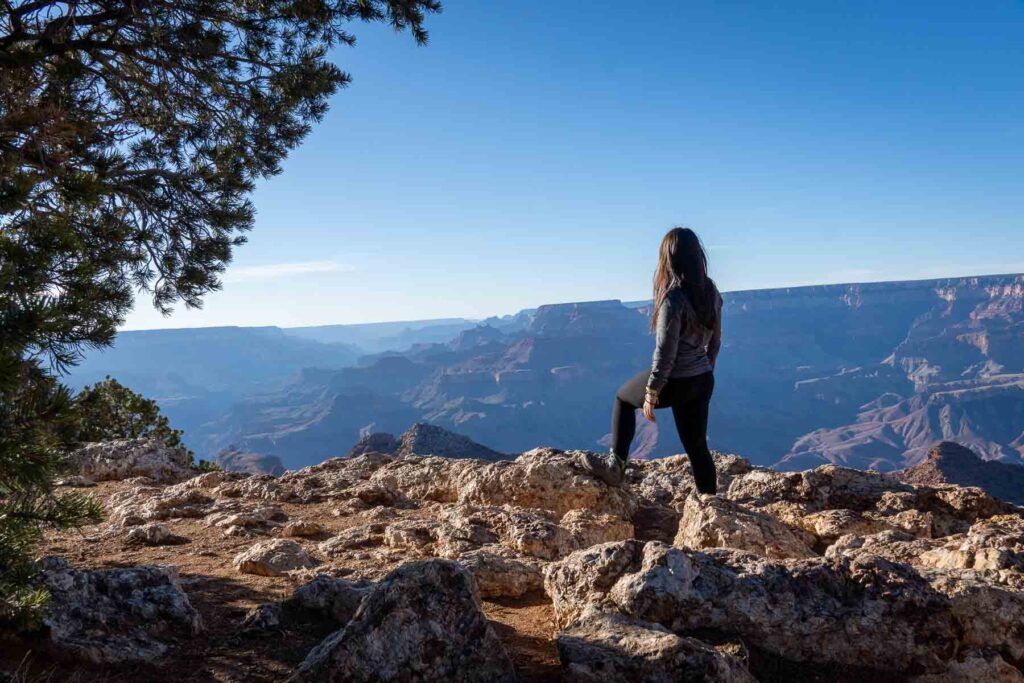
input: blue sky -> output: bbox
[125,0,1024,329]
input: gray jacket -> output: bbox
[647,284,723,393]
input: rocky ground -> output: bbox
[5,437,1024,682]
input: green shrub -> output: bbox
[69,377,189,450]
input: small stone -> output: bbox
[283,520,323,537]
[233,539,316,576]
[383,519,437,550]
[319,524,385,556]
[126,523,178,546]
[55,475,96,487]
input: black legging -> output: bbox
[612,369,717,494]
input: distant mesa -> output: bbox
[526,300,648,337]
[348,423,507,462]
[215,447,286,476]
[897,441,1024,507]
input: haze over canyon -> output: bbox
[70,273,1024,473]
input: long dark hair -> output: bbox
[650,227,717,331]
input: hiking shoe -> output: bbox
[580,451,627,486]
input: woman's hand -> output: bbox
[643,395,657,423]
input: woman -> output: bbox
[585,227,723,490]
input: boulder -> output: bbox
[919,515,1024,572]
[561,508,635,549]
[346,480,401,507]
[725,468,818,509]
[233,539,316,576]
[433,505,501,556]
[545,541,961,676]
[926,570,1024,662]
[290,559,516,682]
[544,540,645,627]
[498,507,577,560]
[825,530,941,566]
[460,449,636,519]
[724,463,912,514]
[453,547,543,598]
[556,608,755,683]
[369,448,635,520]
[675,495,816,559]
[810,464,913,511]
[212,474,294,502]
[370,455,481,503]
[34,558,202,664]
[244,574,371,630]
[69,437,193,483]
[108,486,214,527]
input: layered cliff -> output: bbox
[193,274,1024,471]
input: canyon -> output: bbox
[71,273,1024,472]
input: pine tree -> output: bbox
[69,377,189,451]
[65,376,222,471]
[0,0,438,624]
[0,353,103,624]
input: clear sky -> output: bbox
[124,0,1024,330]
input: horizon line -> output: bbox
[118,270,1024,333]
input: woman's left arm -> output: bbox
[648,296,681,394]
[644,296,681,421]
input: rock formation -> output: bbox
[12,441,1024,681]
[346,431,400,457]
[70,437,193,483]
[347,422,508,461]
[215,447,286,476]
[898,441,1024,506]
